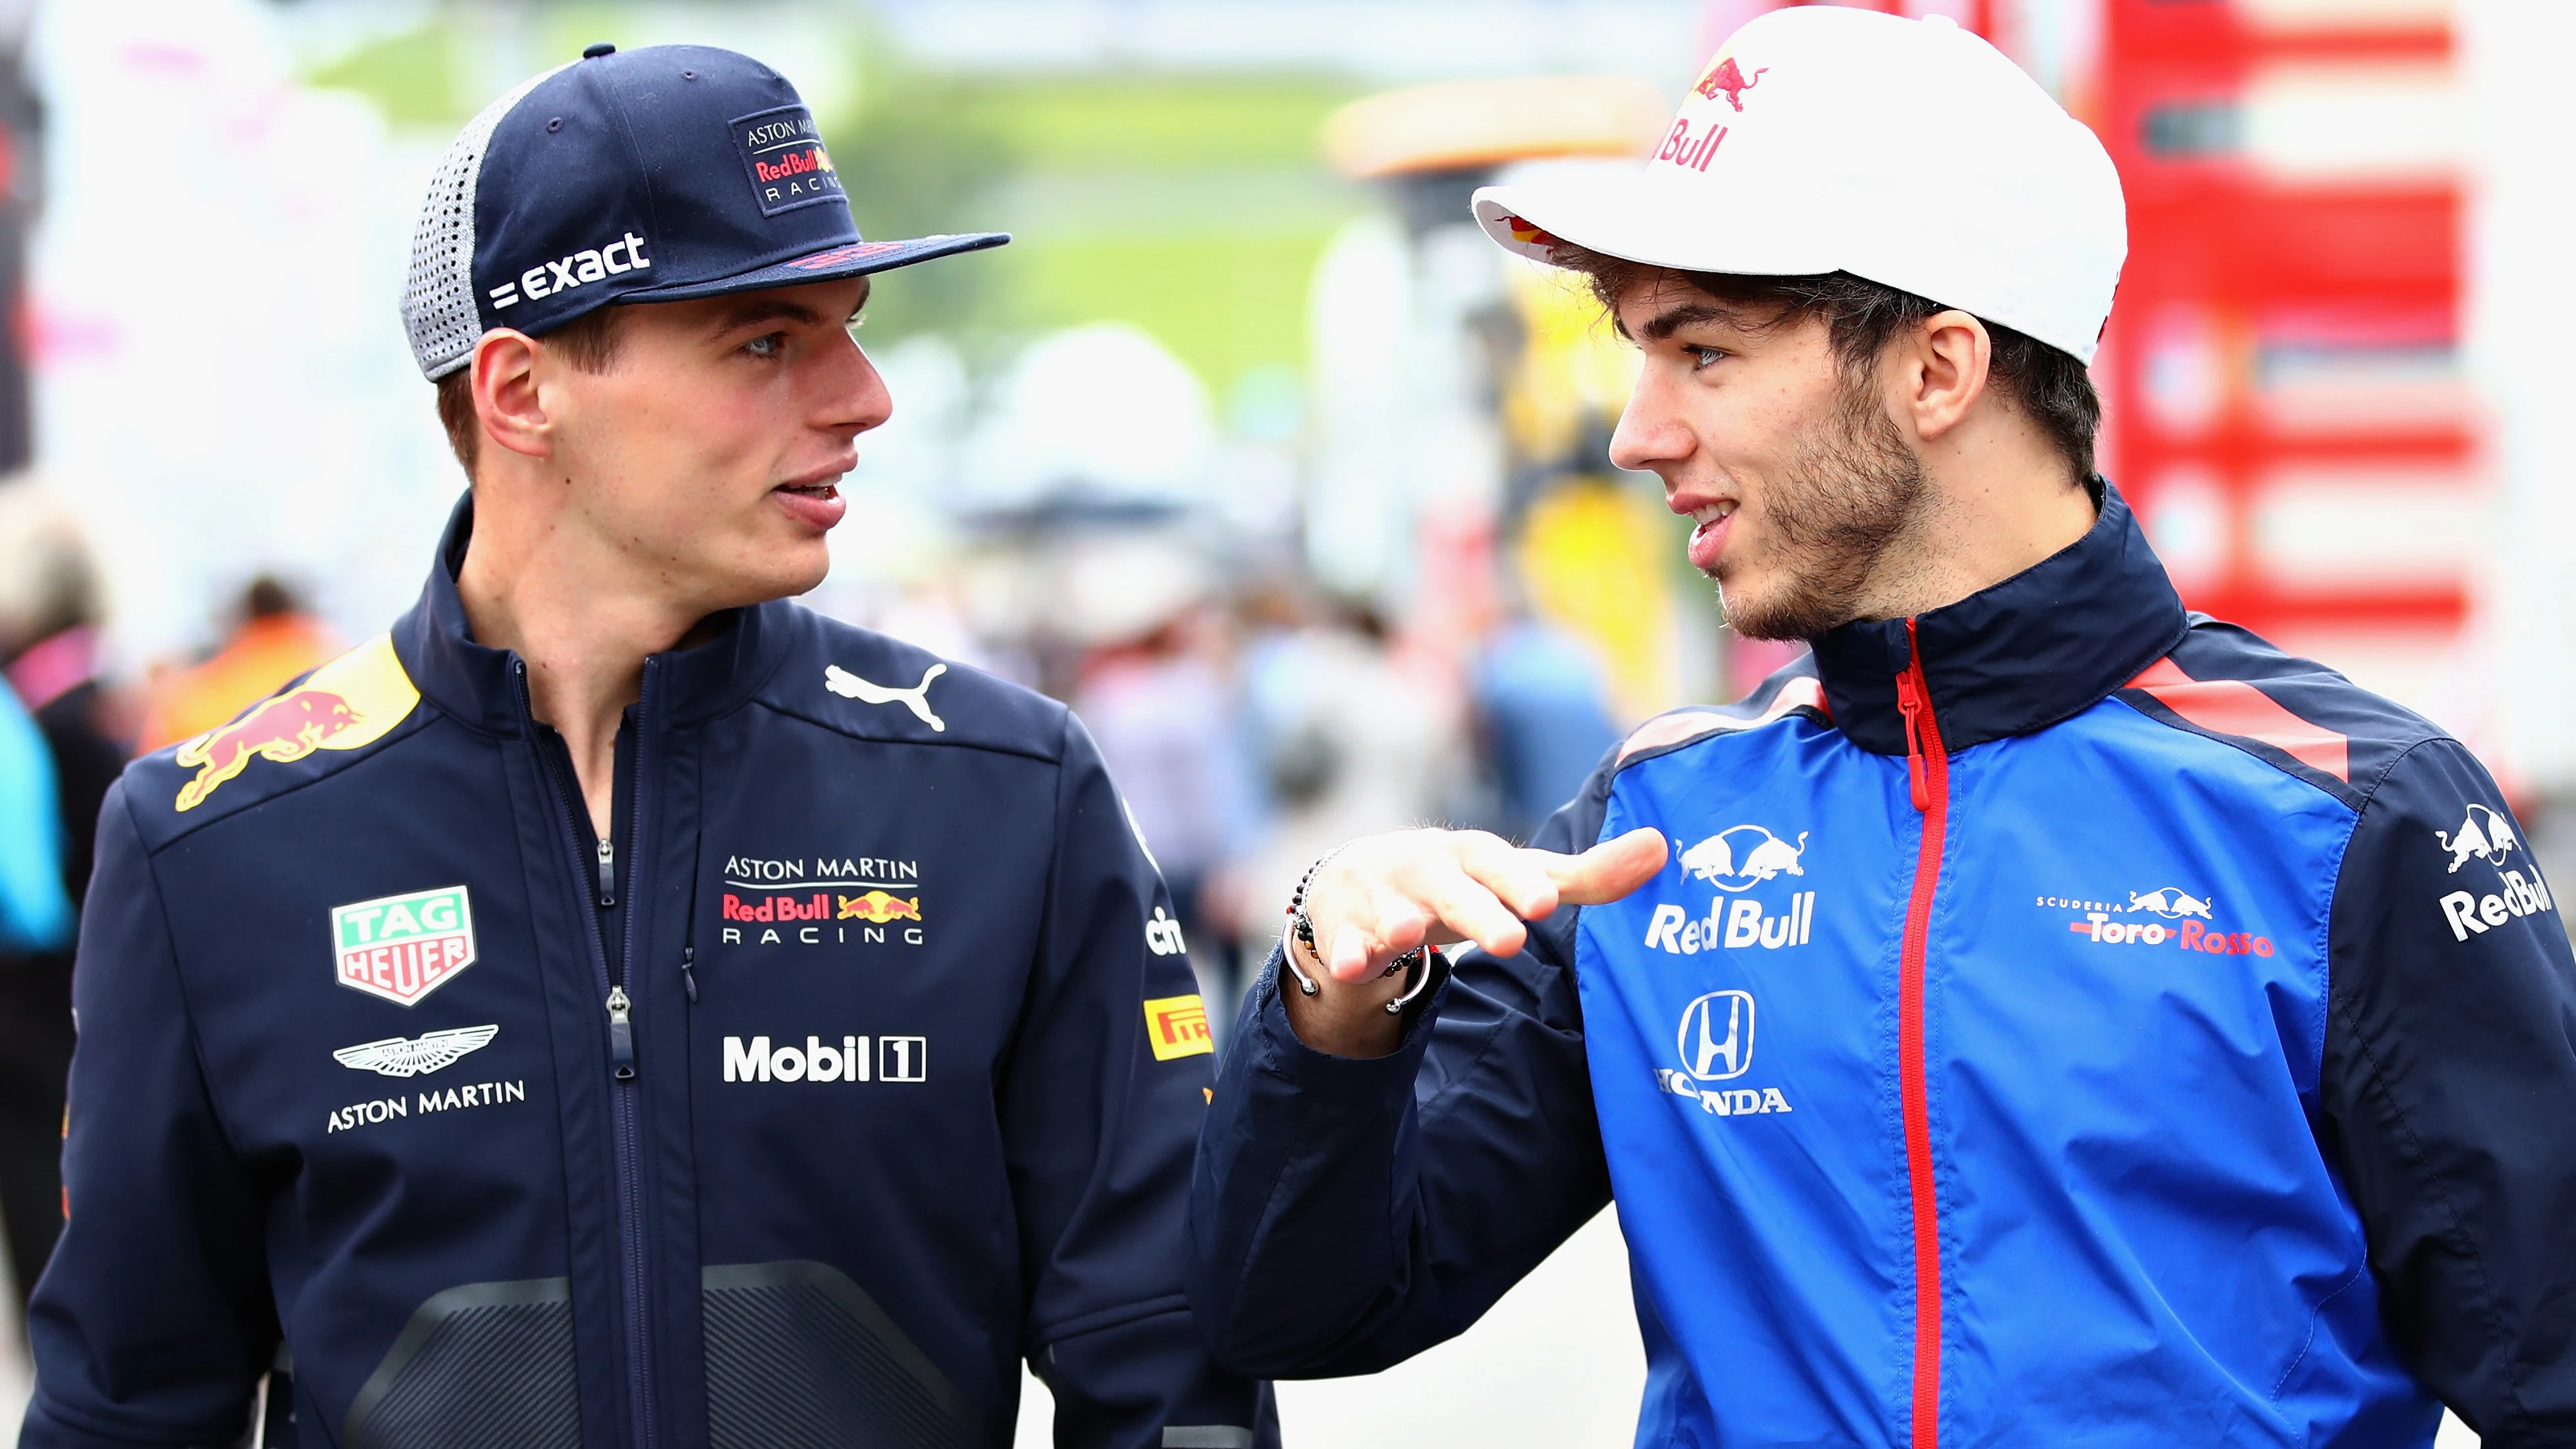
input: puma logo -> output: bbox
[824,662,947,732]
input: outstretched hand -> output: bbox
[1280,826,1669,1057]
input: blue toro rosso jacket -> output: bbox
[28,502,1272,1449]
[1192,483,2576,1448]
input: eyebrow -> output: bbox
[707,279,871,338]
[1637,302,1757,342]
[711,299,824,336]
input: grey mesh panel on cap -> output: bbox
[401,65,569,382]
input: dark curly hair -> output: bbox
[1547,241,2100,484]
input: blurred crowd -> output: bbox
[0,465,1628,1304]
[826,521,1624,1027]
[0,478,352,1310]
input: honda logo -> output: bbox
[1677,990,1755,1081]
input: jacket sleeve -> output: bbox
[22,779,279,1448]
[1186,753,1617,1379]
[1006,713,1274,1449]
[2321,737,2576,1444]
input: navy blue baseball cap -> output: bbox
[402,43,1007,380]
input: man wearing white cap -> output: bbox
[1189,8,2576,1446]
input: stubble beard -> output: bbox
[1711,381,1928,643]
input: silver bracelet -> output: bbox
[1281,922,1441,1015]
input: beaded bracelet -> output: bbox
[1281,846,1441,1014]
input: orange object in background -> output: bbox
[136,577,340,753]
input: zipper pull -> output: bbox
[680,945,698,1004]
[1896,675,1929,812]
[606,985,636,1080]
[596,836,615,908]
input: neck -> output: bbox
[1853,420,2095,624]
[456,481,710,833]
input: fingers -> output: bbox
[1544,828,1671,906]
[1297,826,1670,986]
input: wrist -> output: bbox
[1276,930,1410,1059]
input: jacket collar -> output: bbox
[1807,480,2187,756]
[391,492,796,737]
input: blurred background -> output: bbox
[0,0,2560,1443]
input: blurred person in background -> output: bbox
[1230,585,1467,978]
[135,573,338,753]
[1468,599,1617,845]
[0,483,122,1313]
[28,45,1271,1449]
[1193,9,2575,1448]
[1069,548,1260,1024]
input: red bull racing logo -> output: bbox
[718,853,926,947]
[172,635,419,811]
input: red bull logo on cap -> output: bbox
[172,635,421,811]
[1692,53,1769,112]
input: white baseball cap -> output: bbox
[1472,6,2126,364]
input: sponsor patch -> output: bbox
[2433,802,2557,942]
[325,1079,525,1134]
[1145,905,1188,957]
[1144,995,1214,1061]
[2039,886,2272,956]
[333,1024,498,1077]
[720,1034,926,1083]
[824,662,946,731]
[174,634,419,810]
[716,853,927,947]
[732,104,845,216]
[1655,988,1792,1117]
[333,885,477,1006]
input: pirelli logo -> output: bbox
[1144,995,1213,1061]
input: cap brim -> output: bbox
[620,231,1011,303]
[1473,173,1835,279]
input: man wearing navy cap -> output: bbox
[26,45,1271,1449]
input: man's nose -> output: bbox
[822,332,894,436]
[1607,378,1688,475]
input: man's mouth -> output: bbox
[1687,500,1738,571]
[771,475,849,531]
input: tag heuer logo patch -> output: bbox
[333,886,477,1006]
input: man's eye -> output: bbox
[744,333,785,358]
[1690,346,1725,370]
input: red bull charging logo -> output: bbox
[173,636,420,811]
[1694,55,1769,112]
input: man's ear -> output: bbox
[470,330,550,462]
[1901,309,1993,445]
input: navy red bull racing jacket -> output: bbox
[26,500,1272,1449]
[1191,483,2576,1447]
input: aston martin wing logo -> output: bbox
[332,1024,499,1078]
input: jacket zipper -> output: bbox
[1893,619,1947,1449]
[515,658,660,1449]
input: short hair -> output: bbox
[1549,243,2100,483]
[432,303,630,482]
